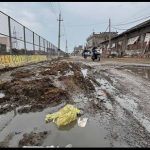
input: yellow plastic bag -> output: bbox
[45,104,80,127]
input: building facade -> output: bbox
[73,45,83,56]
[99,19,150,57]
[86,32,118,49]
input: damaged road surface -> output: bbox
[0,57,150,147]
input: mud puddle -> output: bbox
[0,103,111,147]
[0,102,65,147]
[118,66,150,81]
[43,114,110,147]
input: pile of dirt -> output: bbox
[58,72,94,93]
[0,77,69,114]
[40,61,81,76]
[40,61,95,94]
[18,131,49,147]
[0,60,96,114]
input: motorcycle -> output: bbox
[82,51,91,59]
[91,52,101,61]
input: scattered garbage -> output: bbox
[49,145,55,148]
[81,69,88,78]
[77,117,88,127]
[45,104,80,127]
[65,144,72,148]
[45,144,71,148]
[0,92,5,98]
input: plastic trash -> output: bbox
[50,145,55,148]
[0,92,5,98]
[78,117,88,127]
[65,144,72,148]
[81,69,87,78]
[45,104,80,127]
[45,145,55,148]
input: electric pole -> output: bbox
[65,40,68,54]
[57,12,63,57]
[109,18,111,51]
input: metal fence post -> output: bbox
[43,39,45,53]
[47,41,49,53]
[39,36,41,53]
[8,16,12,54]
[46,41,48,59]
[23,26,26,55]
[33,32,35,54]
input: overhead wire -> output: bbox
[50,2,58,19]
[113,15,150,26]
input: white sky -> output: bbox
[0,2,150,52]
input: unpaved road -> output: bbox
[0,56,150,147]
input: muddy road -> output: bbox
[0,56,150,147]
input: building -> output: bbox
[73,45,83,56]
[0,36,10,54]
[86,32,118,49]
[100,19,150,57]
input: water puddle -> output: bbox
[0,103,110,147]
[43,114,110,147]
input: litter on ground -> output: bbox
[81,69,88,78]
[45,104,80,127]
[77,117,88,127]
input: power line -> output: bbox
[115,7,150,25]
[62,22,67,40]
[111,26,127,30]
[57,2,61,13]
[104,24,109,32]
[66,21,108,27]
[50,2,58,19]
[113,15,150,26]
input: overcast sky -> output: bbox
[0,2,150,52]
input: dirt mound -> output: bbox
[0,60,96,114]
[40,61,95,94]
[41,61,81,76]
[0,77,69,114]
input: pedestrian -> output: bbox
[92,47,97,59]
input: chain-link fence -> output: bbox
[0,11,64,56]
[0,11,66,68]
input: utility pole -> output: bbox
[65,40,68,54]
[109,18,111,51]
[57,12,63,57]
